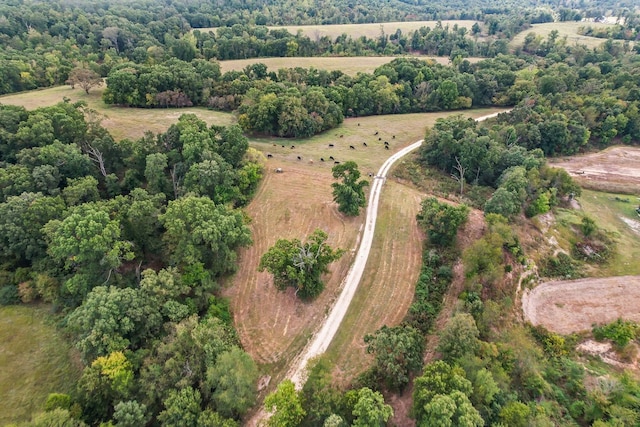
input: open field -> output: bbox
[522,276,640,334]
[550,146,640,194]
[219,55,481,76]
[0,85,235,141]
[577,190,640,276]
[0,305,82,425]
[200,20,479,41]
[510,21,621,49]
[228,108,508,388]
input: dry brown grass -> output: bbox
[220,56,471,76]
[325,180,425,385]
[510,21,622,50]
[199,20,479,41]
[0,85,235,141]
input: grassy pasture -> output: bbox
[575,190,640,276]
[0,305,81,425]
[0,85,236,141]
[510,21,622,49]
[199,20,479,41]
[220,55,471,76]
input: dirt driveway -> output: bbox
[522,276,640,334]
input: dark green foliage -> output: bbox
[364,325,425,391]
[259,229,344,299]
[331,161,369,217]
[417,197,469,247]
[0,284,20,305]
[593,319,639,347]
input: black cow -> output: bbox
[384,145,389,150]
[291,145,295,149]
[267,154,273,158]
[329,156,335,160]
[320,158,325,162]
[297,156,302,160]
[363,142,367,147]
[374,131,379,135]
[329,143,334,147]
[349,145,355,149]
[334,161,340,164]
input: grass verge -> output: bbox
[0,305,81,425]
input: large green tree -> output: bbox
[264,380,306,427]
[364,325,424,391]
[416,197,469,247]
[331,161,369,216]
[159,196,251,273]
[207,347,258,419]
[259,229,344,300]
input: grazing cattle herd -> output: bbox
[266,129,395,172]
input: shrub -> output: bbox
[593,319,639,347]
[0,285,19,305]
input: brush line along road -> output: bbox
[287,110,506,389]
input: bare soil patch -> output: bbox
[550,146,640,194]
[522,276,640,334]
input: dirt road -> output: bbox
[522,276,640,334]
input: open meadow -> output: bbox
[0,85,235,141]
[0,306,82,425]
[510,21,621,49]
[199,20,479,41]
[219,55,480,76]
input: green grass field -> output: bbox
[510,21,625,50]
[199,20,479,41]
[0,305,82,425]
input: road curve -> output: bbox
[287,110,507,388]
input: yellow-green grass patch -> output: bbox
[200,20,479,41]
[0,85,236,141]
[510,21,625,50]
[0,305,82,425]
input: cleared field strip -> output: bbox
[510,21,624,49]
[198,20,479,40]
[220,56,466,76]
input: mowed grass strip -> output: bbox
[0,305,82,425]
[0,85,236,141]
[325,180,425,384]
[575,190,640,276]
[510,21,625,49]
[199,20,479,41]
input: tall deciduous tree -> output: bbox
[264,380,305,427]
[259,229,344,299]
[364,325,424,391]
[352,388,393,427]
[437,313,481,362]
[159,196,251,273]
[417,197,469,247]
[207,347,258,419]
[331,161,369,216]
[66,67,103,94]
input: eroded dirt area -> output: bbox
[522,276,640,334]
[550,146,640,193]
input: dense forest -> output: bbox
[2,0,640,426]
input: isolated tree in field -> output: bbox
[66,67,103,94]
[264,380,305,427]
[417,197,469,247]
[331,161,369,216]
[259,229,344,299]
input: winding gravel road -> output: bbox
[249,111,506,426]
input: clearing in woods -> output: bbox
[224,108,508,386]
[219,56,482,76]
[199,20,479,41]
[0,305,82,425]
[550,146,640,194]
[510,21,625,49]
[0,85,235,141]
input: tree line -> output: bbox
[0,101,266,425]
